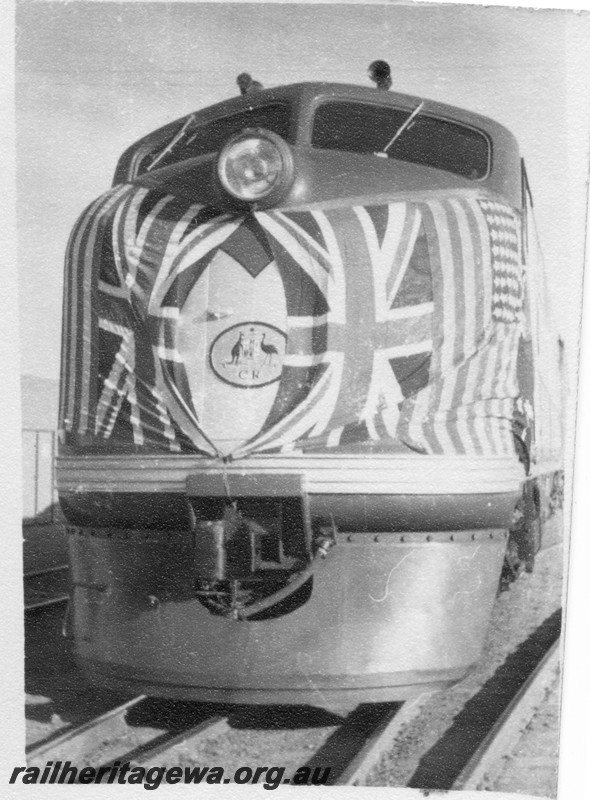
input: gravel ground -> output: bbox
[367,512,564,792]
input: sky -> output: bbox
[14,0,590,385]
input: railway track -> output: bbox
[326,695,434,785]
[26,696,229,771]
[24,565,69,610]
[402,607,562,790]
[452,636,561,791]
[25,696,405,783]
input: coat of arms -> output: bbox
[209,322,286,388]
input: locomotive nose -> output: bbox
[216,128,295,208]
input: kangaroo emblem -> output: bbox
[211,322,286,388]
[227,332,246,365]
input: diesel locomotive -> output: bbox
[56,76,562,708]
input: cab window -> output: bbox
[312,101,490,180]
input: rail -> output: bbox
[452,638,561,790]
[24,565,70,610]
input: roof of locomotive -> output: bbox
[115,82,522,208]
[210,82,513,139]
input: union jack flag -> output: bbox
[60,184,524,459]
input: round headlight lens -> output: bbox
[217,132,290,203]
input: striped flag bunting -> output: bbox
[60,184,528,459]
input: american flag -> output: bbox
[60,184,525,459]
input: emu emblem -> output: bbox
[209,322,286,388]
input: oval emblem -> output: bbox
[209,322,286,388]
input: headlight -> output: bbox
[217,129,294,206]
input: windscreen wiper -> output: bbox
[148,113,197,172]
[382,101,425,155]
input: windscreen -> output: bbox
[312,101,490,180]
